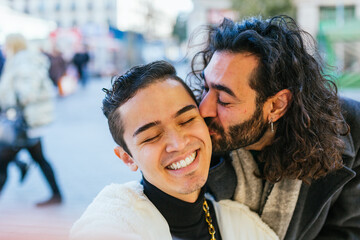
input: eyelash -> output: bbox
[141,117,195,144]
[217,98,230,106]
[202,86,229,106]
[142,134,161,144]
[180,117,195,126]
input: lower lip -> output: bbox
[167,150,200,175]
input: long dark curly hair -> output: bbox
[190,15,349,183]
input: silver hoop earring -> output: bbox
[269,118,274,132]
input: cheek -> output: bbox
[217,108,234,128]
[218,105,254,127]
[137,144,163,167]
[192,125,212,152]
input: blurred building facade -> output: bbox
[187,0,360,88]
[186,0,236,61]
[187,0,234,39]
[2,0,140,77]
[294,0,360,37]
[117,0,177,40]
[4,0,117,28]
[295,0,360,88]
[0,5,56,43]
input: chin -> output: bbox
[180,177,207,195]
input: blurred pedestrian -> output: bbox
[71,44,90,87]
[0,44,31,186]
[0,33,62,207]
[43,47,67,87]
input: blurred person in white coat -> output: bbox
[0,33,62,207]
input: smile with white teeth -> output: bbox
[167,151,197,170]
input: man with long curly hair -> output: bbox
[191,15,360,239]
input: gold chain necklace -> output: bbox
[203,199,216,240]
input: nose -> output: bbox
[165,128,189,153]
[199,92,217,118]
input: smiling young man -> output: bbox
[191,16,360,240]
[70,61,279,240]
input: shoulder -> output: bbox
[213,199,279,240]
[340,97,360,121]
[72,181,147,221]
[95,181,145,201]
[70,181,171,240]
[70,182,150,239]
[340,97,360,161]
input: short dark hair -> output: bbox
[102,60,196,156]
[191,15,348,183]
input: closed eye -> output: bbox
[180,117,195,126]
[217,98,230,106]
[142,134,161,144]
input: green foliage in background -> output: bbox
[231,0,296,19]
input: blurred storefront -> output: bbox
[295,0,360,88]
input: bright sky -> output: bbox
[117,0,194,36]
[153,0,194,15]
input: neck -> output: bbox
[245,127,275,151]
[142,177,203,203]
[141,177,205,227]
[180,189,201,203]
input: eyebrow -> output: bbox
[132,104,197,137]
[212,84,236,97]
[202,70,236,97]
[133,121,160,137]
[174,104,197,118]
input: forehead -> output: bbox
[204,51,259,94]
[119,79,196,134]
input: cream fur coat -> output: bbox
[70,181,279,240]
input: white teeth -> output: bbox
[167,151,197,170]
[180,160,186,167]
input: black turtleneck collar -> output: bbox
[141,176,222,240]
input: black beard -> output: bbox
[206,104,268,154]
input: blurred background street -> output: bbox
[1,0,360,239]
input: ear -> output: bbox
[114,146,138,172]
[265,89,292,122]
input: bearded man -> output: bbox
[191,15,360,240]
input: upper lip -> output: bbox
[164,149,199,168]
